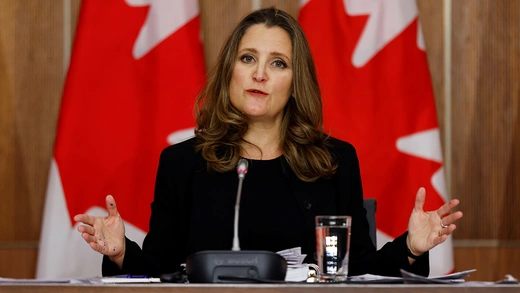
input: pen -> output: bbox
[114,275,148,278]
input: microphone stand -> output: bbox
[232,159,247,251]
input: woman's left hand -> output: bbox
[406,187,463,257]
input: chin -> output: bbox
[243,109,268,118]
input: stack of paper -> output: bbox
[277,247,309,282]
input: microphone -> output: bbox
[232,158,248,251]
[185,158,287,283]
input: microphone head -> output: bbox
[237,158,248,178]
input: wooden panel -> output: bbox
[64,0,82,67]
[454,246,520,282]
[0,0,78,275]
[71,0,82,38]
[0,0,17,243]
[262,0,299,18]
[8,0,63,242]
[416,0,446,146]
[0,246,38,279]
[199,0,253,71]
[199,0,299,72]
[451,1,520,239]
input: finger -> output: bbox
[74,214,96,226]
[446,224,457,235]
[89,242,100,252]
[448,198,461,209]
[436,199,461,217]
[437,223,457,242]
[81,231,99,245]
[89,241,107,254]
[434,234,449,246]
[434,225,453,244]
[105,195,119,218]
[77,225,96,235]
[81,231,110,253]
[441,211,463,226]
[413,187,426,212]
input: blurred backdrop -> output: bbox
[0,0,518,281]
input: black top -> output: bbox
[102,137,429,277]
[189,156,307,254]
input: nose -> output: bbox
[252,64,267,82]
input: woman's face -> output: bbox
[229,24,293,125]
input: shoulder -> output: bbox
[325,136,361,173]
[325,136,358,158]
[159,136,201,164]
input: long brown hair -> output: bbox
[194,7,337,182]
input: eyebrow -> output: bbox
[239,48,291,61]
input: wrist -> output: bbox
[405,235,423,259]
[109,251,125,261]
[109,251,125,269]
[406,246,422,259]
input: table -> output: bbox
[1,283,519,293]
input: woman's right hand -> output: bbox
[74,195,126,269]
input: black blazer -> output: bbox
[102,136,429,277]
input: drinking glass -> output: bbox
[315,215,352,281]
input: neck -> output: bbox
[241,121,282,160]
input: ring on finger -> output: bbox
[440,219,449,229]
[438,230,442,237]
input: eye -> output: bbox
[273,60,287,68]
[241,55,254,63]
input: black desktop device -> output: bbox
[186,250,287,283]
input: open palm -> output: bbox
[406,187,463,256]
[74,195,126,265]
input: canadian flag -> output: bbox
[36,0,205,279]
[299,0,454,276]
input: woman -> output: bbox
[74,7,462,278]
